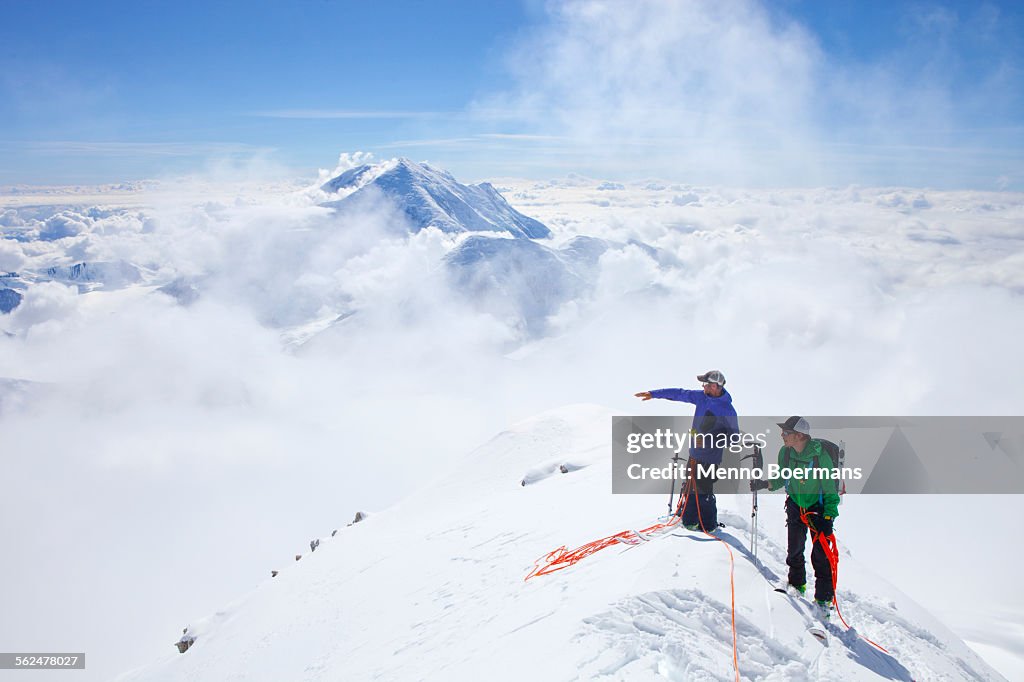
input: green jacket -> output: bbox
[767,439,840,518]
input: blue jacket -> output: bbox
[648,388,738,464]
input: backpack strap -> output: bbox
[783,446,825,502]
[814,453,823,505]
[782,448,790,493]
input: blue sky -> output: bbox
[1,0,1021,188]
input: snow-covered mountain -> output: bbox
[0,274,22,313]
[445,235,588,337]
[320,157,552,239]
[0,261,148,313]
[117,405,1005,682]
[0,288,20,313]
[1,162,678,341]
[43,260,144,290]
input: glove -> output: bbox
[749,480,769,492]
[810,515,834,536]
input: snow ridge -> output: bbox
[117,405,1006,682]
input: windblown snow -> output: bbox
[118,405,1004,682]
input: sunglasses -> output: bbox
[781,429,797,436]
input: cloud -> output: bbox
[313,151,376,187]
[39,211,89,240]
[5,280,78,334]
[592,243,662,299]
[0,238,25,271]
[22,141,272,157]
[251,109,446,119]
[476,0,822,184]
[474,0,1023,188]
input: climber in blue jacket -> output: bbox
[635,369,738,532]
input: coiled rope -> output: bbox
[525,465,741,682]
[799,507,891,654]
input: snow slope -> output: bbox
[117,405,1003,681]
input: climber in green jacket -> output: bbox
[751,416,840,617]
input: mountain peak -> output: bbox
[320,157,550,239]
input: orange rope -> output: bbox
[524,462,740,681]
[693,471,740,682]
[524,464,692,581]
[523,516,679,580]
[799,508,891,654]
[525,474,910,680]
[814,530,891,654]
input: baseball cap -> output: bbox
[777,416,811,436]
[697,370,726,386]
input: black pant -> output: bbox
[679,460,717,531]
[785,497,834,602]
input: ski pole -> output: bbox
[741,445,764,560]
[666,453,683,516]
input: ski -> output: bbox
[770,581,830,643]
[807,626,828,642]
[771,581,798,595]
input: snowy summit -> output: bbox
[117,405,1004,682]
[320,157,551,239]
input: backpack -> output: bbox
[782,439,847,496]
[820,439,847,496]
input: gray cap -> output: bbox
[697,370,726,386]
[777,415,811,437]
